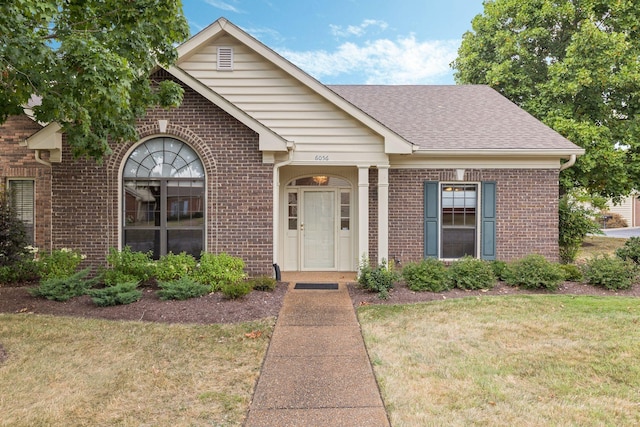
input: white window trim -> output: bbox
[439,181,481,261]
[7,178,36,245]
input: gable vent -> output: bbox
[217,47,234,71]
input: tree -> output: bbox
[0,0,189,160]
[452,0,640,201]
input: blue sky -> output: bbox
[182,0,485,85]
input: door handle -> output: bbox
[300,222,304,231]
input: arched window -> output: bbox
[122,137,205,259]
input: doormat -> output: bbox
[294,282,339,290]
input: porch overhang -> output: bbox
[20,122,63,164]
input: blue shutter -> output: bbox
[481,181,497,260]
[424,181,439,258]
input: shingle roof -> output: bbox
[328,84,581,152]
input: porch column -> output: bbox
[358,166,370,265]
[377,166,389,264]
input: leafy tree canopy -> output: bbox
[452,0,640,201]
[0,0,189,160]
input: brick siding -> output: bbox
[387,168,560,265]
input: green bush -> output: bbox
[191,252,246,291]
[248,276,277,291]
[104,246,155,284]
[558,195,601,263]
[615,237,640,264]
[155,252,197,281]
[88,281,142,306]
[559,264,583,282]
[29,268,94,301]
[582,255,636,290]
[401,258,450,292]
[446,256,495,290]
[358,257,399,299]
[157,276,209,300]
[491,260,509,281]
[0,189,31,267]
[503,254,565,291]
[0,258,39,284]
[220,280,253,299]
[38,248,85,280]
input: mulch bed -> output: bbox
[1,280,639,325]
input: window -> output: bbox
[123,138,205,259]
[8,179,35,244]
[424,181,496,260]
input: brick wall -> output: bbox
[0,115,53,252]
[387,168,559,264]
[50,71,274,276]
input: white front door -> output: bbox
[301,190,336,270]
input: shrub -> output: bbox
[0,258,39,284]
[29,268,94,301]
[104,246,155,284]
[615,237,640,264]
[446,256,495,290]
[358,257,399,299]
[0,189,30,267]
[88,281,142,306]
[601,212,627,229]
[38,248,85,280]
[582,255,636,290]
[157,276,209,300]
[248,276,277,291]
[156,252,197,281]
[220,280,253,299]
[191,252,246,291]
[490,260,509,281]
[559,264,583,282]
[503,254,565,291]
[558,195,601,263]
[401,258,450,292]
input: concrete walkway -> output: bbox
[244,273,390,427]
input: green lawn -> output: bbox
[358,295,640,426]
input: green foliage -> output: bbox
[88,282,142,307]
[401,258,450,292]
[220,281,253,299]
[104,246,155,285]
[0,0,189,160]
[191,252,246,292]
[503,254,565,291]
[157,276,209,301]
[582,255,636,291]
[37,248,85,280]
[452,0,640,200]
[0,189,30,267]
[559,195,602,263]
[559,264,584,282]
[29,268,94,301]
[491,260,509,281]
[358,256,399,299]
[247,276,278,292]
[155,252,197,281]
[615,237,640,264]
[446,256,496,290]
[0,258,39,284]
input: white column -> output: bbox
[358,166,370,265]
[377,165,389,265]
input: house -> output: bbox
[0,18,584,276]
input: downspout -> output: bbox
[559,154,577,171]
[34,149,52,167]
[272,144,295,280]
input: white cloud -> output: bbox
[278,35,461,85]
[329,19,389,38]
[203,0,242,13]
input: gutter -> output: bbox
[272,144,295,276]
[34,150,52,167]
[559,154,577,171]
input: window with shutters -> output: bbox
[8,179,35,244]
[424,181,496,260]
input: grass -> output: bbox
[358,295,640,426]
[0,314,274,426]
[577,236,627,261]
